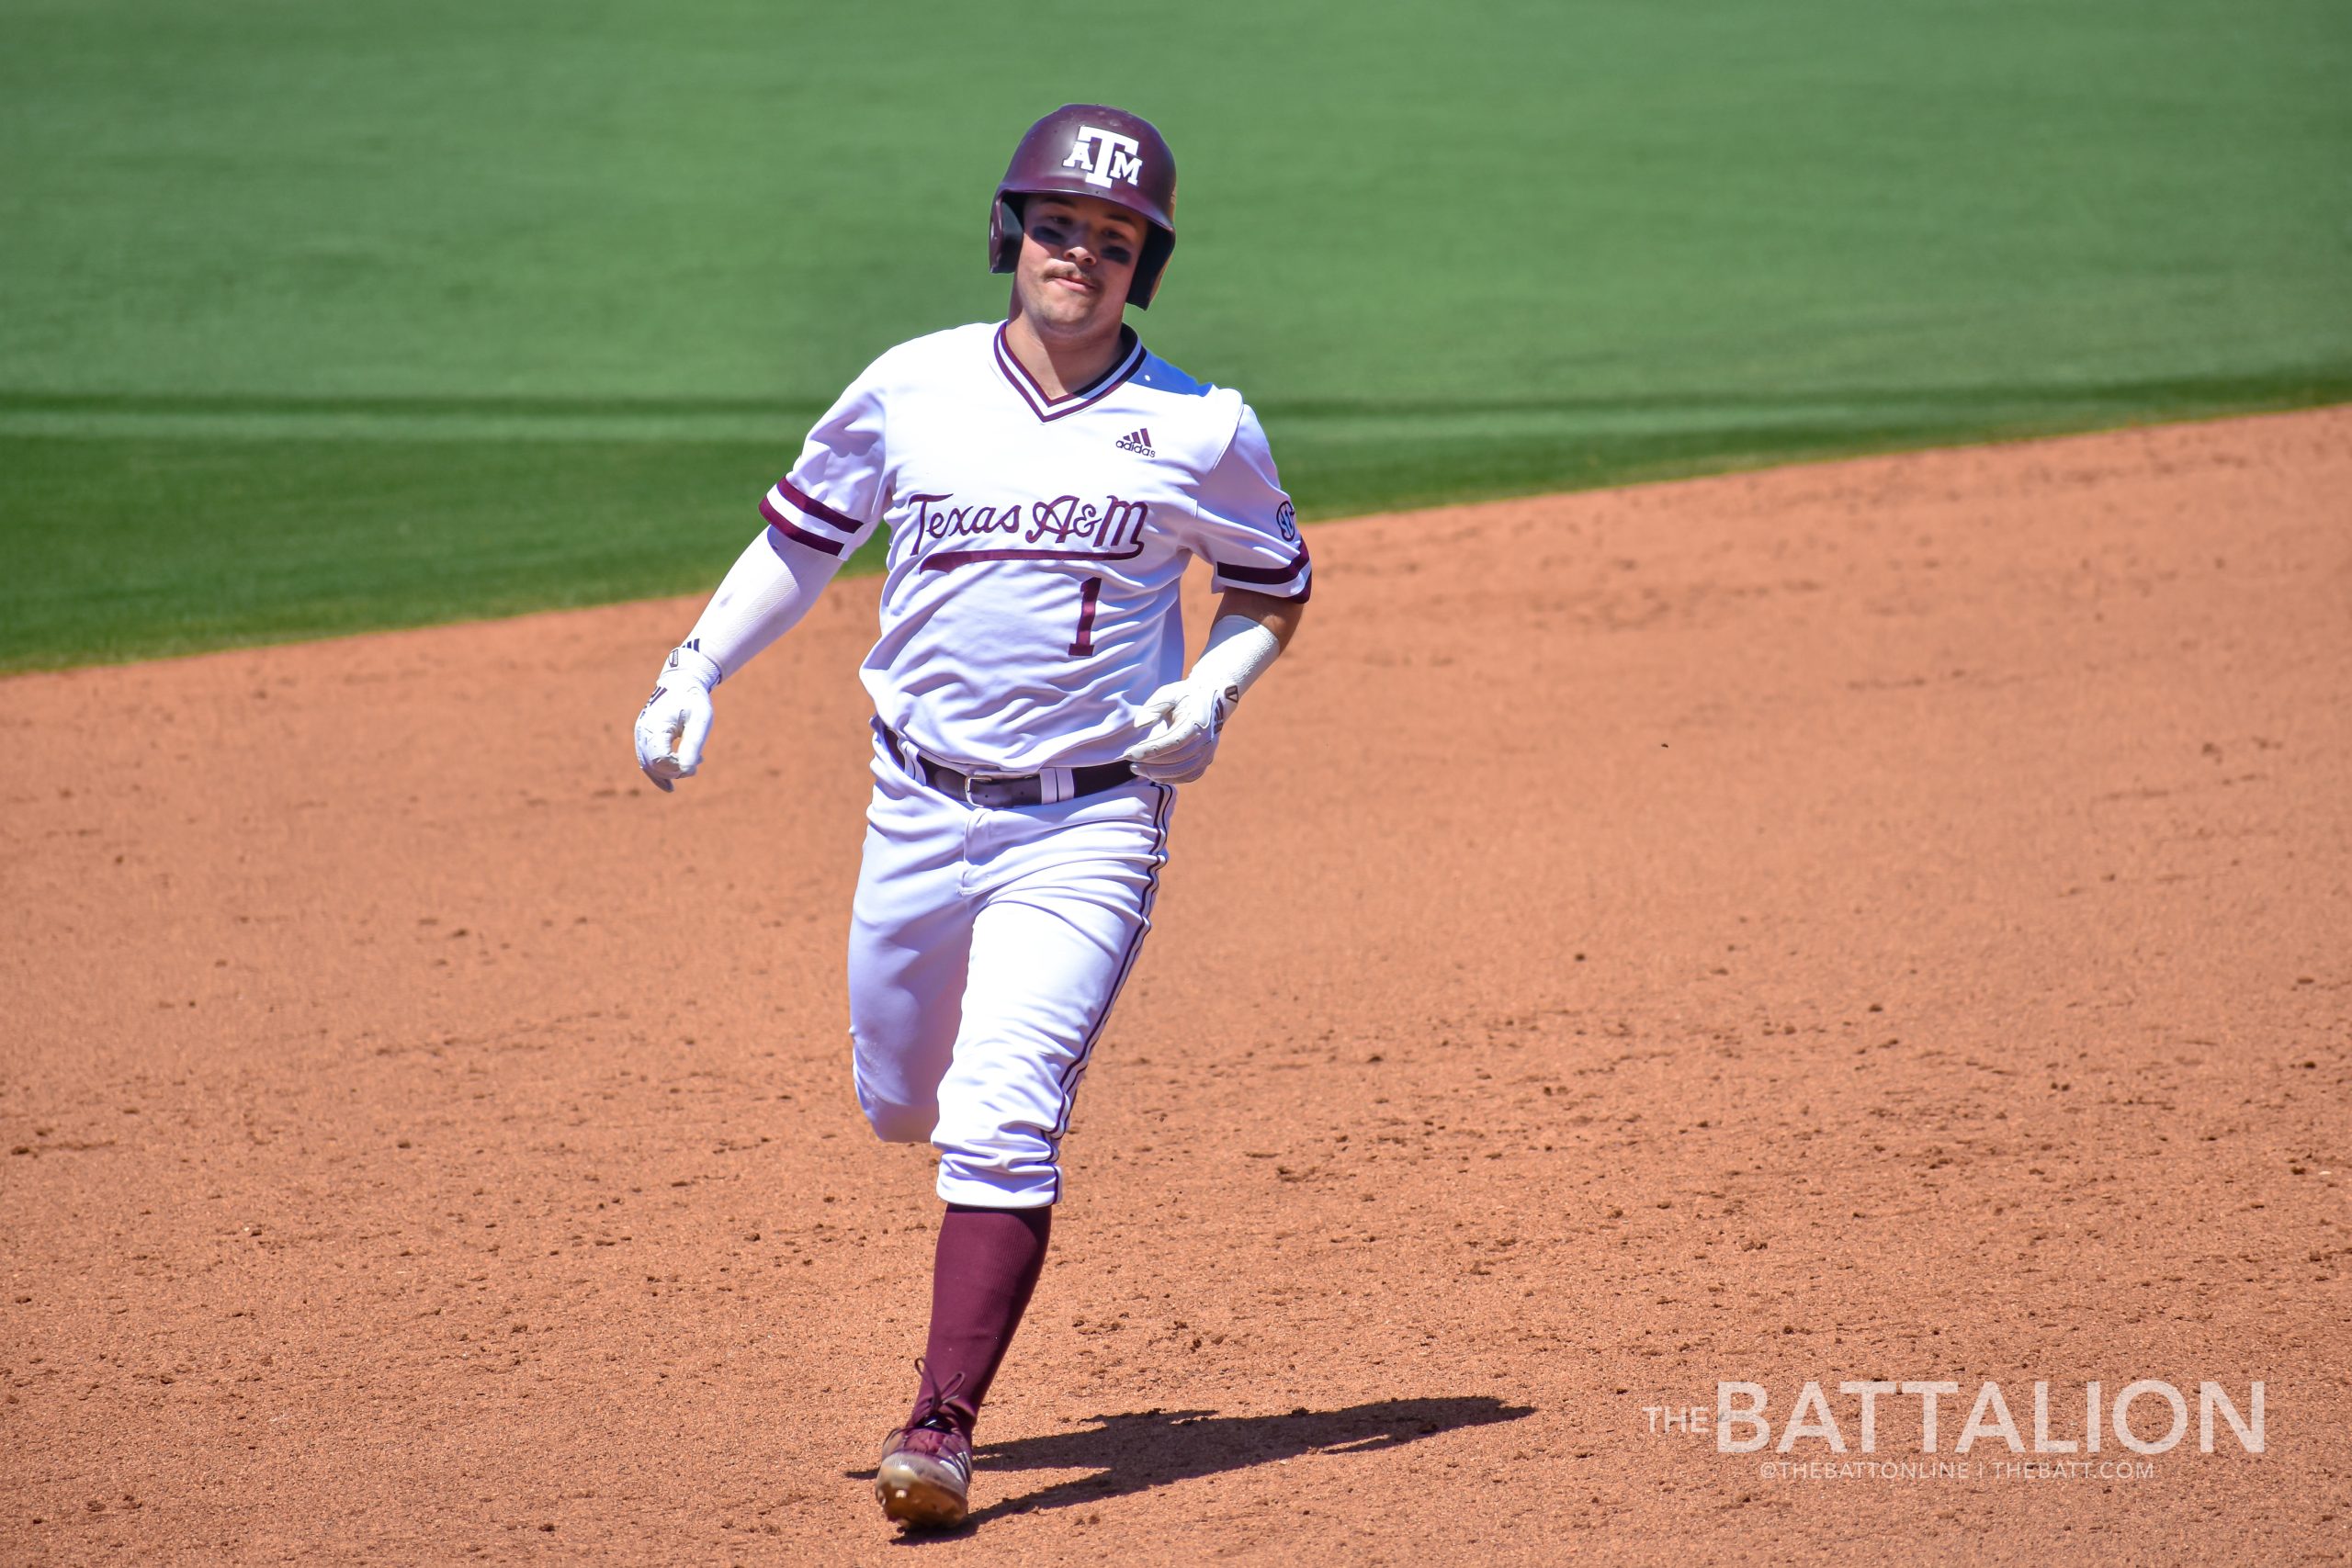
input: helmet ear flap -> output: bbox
[1126,226,1175,309]
[989,195,1025,275]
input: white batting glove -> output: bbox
[1123,679,1236,784]
[633,644,722,793]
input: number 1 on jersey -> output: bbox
[1066,574,1102,657]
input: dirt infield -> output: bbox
[5,408,2347,1564]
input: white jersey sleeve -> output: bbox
[758,364,891,558]
[1182,402,1312,603]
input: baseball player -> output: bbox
[631,104,1310,1530]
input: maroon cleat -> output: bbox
[876,1361,974,1529]
[875,1415,972,1529]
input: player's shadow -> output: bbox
[863,1395,1532,1538]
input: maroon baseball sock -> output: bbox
[909,1202,1053,1438]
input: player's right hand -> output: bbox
[633,644,723,793]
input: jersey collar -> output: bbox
[991,321,1145,423]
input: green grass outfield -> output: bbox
[4,0,2346,671]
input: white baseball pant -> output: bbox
[847,731,1174,1207]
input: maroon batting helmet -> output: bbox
[989,104,1178,309]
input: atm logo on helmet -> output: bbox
[1064,125,1144,188]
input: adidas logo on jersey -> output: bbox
[1114,427,1155,457]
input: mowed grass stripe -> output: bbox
[1,437,840,672]
[10,362,2351,426]
[9,359,2347,672]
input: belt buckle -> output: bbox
[961,771,1012,807]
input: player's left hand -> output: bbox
[1123,679,1237,784]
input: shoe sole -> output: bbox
[876,1452,969,1529]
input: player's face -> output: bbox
[1012,194,1143,337]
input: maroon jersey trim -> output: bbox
[1210,554,1307,584]
[774,477,865,535]
[759,494,846,556]
[991,322,1146,423]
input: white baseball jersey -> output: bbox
[757,321,1311,773]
